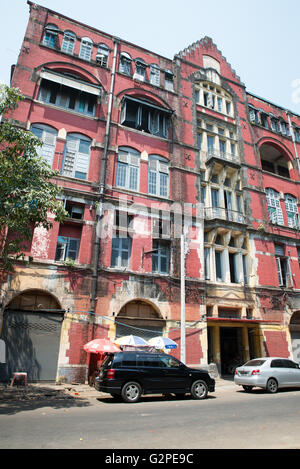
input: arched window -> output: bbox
[266,188,284,225]
[116,147,140,191]
[30,124,57,168]
[43,24,58,48]
[120,96,170,139]
[38,71,97,116]
[79,37,93,61]
[119,52,132,75]
[134,58,147,82]
[62,133,91,180]
[285,194,299,228]
[96,43,109,67]
[148,155,169,197]
[260,143,290,178]
[61,31,76,55]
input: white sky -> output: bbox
[1,0,300,113]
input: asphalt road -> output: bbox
[1,381,300,450]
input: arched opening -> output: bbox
[0,290,64,382]
[115,299,166,341]
[259,142,290,178]
[290,311,300,363]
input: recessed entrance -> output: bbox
[208,324,260,375]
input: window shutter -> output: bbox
[276,257,283,286]
[162,116,169,138]
[63,139,78,177]
[32,127,56,167]
[149,111,159,135]
[136,106,142,128]
[75,151,89,179]
[286,259,292,287]
[120,100,127,124]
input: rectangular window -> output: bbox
[65,203,84,220]
[165,71,174,91]
[150,65,160,86]
[211,189,220,217]
[207,135,215,154]
[217,97,223,112]
[55,236,80,262]
[152,240,170,274]
[219,139,226,155]
[111,236,131,268]
[229,252,239,283]
[204,247,210,280]
[215,250,223,281]
[275,244,292,287]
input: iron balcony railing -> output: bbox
[200,149,240,165]
[205,206,245,224]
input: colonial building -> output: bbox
[1,1,300,382]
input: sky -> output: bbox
[1,0,300,114]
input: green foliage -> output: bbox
[0,84,67,271]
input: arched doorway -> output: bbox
[115,300,165,341]
[259,142,291,178]
[290,311,300,363]
[0,290,64,382]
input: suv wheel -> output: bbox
[191,380,208,399]
[121,382,142,403]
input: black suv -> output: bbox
[94,351,215,403]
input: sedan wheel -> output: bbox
[191,380,208,399]
[266,378,278,394]
[121,382,142,403]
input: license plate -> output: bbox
[239,370,248,375]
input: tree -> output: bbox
[0,84,67,272]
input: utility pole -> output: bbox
[180,233,186,364]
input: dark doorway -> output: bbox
[220,327,243,375]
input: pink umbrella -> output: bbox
[83,338,120,354]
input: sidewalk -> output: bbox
[0,377,235,402]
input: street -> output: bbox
[1,381,300,450]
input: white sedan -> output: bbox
[234,357,300,393]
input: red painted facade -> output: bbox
[1,1,300,382]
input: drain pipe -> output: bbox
[286,110,300,176]
[90,37,119,314]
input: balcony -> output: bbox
[205,207,245,224]
[200,149,240,167]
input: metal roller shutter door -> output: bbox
[0,310,63,382]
